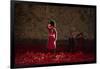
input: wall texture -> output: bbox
[15,2,96,41]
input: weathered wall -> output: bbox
[15,2,96,41]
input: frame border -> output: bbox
[11,0,97,68]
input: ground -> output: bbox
[15,43,95,67]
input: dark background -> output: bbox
[15,2,96,42]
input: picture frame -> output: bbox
[11,0,96,68]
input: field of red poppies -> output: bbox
[15,51,95,67]
[15,42,96,68]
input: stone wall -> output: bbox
[15,2,96,41]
